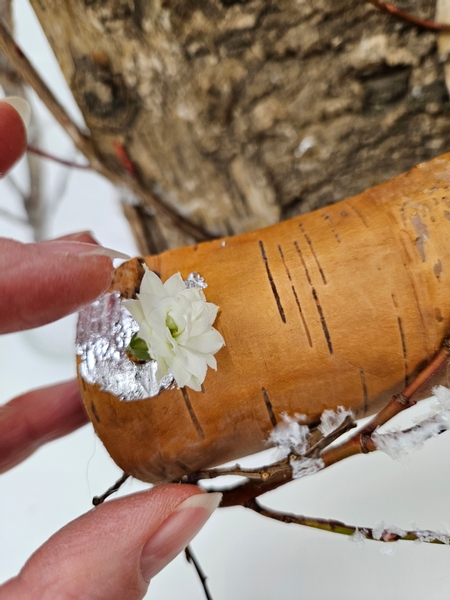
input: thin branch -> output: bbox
[304,415,356,457]
[321,338,450,468]
[218,337,450,507]
[0,19,214,242]
[92,472,130,506]
[27,144,90,169]
[184,416,356,486]
[366,0,450,31]
[185,545,213,600]
[4,173,26,199]
[183,459,290,485]
[246,498,450,545]
[0,206,29,226]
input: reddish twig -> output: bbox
[27,144,91,169]
[321,338,450,468]
[366,0,450,31]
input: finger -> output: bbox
[0,97,30,177]
[0,380,88,473]
[0,238,128,333]
[0,486,221,600]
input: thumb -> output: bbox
[1,485,221,600]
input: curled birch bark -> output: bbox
[78,152,450,483]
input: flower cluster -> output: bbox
[123,267,225,391]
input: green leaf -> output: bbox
[128,334,151,361]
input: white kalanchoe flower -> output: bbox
[122,267,225,392]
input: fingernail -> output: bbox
[140,492,222,582]
[54,230,97,243]
[37,240,130,260]
[2,97,31,128]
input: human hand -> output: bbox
[0,101,220,599]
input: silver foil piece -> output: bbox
[76,272,205,401]
[185,271,207,289]
[76,292,174,401]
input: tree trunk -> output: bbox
[29,0,448,252]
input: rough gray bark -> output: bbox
[29,0,449,251]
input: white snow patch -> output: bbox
[268,413,309,459]
[372,421,442,463]
[372,386,450,463]
[411,523,450,545]
[318,406,353,436]
[290,456,324,479]
[372,521,406,541]
[349,528,367,547]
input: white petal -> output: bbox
[205,353,217,370]
[189,306,212,337]
[206,302,219,324]
[140,267,167,299]
[184,374,202,392]
[164,272,186,296]
[149,331,173,359]
[138,320,155,348]
[167,306,187,336]
[155,356,169,381]
[169,357,192,388]
[179,288,205,303]
[122,299,146,325]
[185,328,225,354]
[148,307,170,337]
[171,346,207,383]
[138,294,167,322]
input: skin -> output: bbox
[0,100,214,599]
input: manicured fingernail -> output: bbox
[140,492,222,582]
[37,240,130,260]
[2,97,31,128]
[55,230,97,243]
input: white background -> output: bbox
[2,3,450,599]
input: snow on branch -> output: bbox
[372,386,450,463]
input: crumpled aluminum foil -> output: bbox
[75,272,206,401]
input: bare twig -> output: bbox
[366,0,450,31]
[27,144,90,169]
[184,416,357,487]
[183,459,290,485]
[92,472,130,506]
[185,545,213,600]
[0,19,214,242]
[0,2,46,239]
[246,499,450,545]
[0,206,29,226]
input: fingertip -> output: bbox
[0,238,116,333]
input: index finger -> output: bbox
[0,238,117,333]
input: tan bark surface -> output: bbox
[79,153,450,483]
[30,0,450,251]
